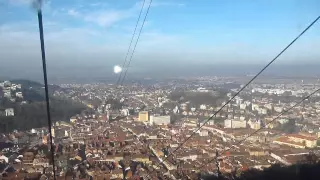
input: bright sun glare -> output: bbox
[113,65,122,74]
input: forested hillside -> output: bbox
[0,80,85,132]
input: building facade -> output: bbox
[224,119,247,129]
[138,111,149,122]
[150,115,170,125]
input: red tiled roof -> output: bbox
[275,137,305,146]
[287,134,317,141]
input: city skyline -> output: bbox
[1,76,320,179]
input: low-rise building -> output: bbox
[138,111,149,122]
[287,134,317,148]
[150,114,170,125]
[224,119,246,129]
[273,136,305,148]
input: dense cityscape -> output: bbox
[1,76,320,179]
[0,0,319,179]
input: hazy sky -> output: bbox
[0,0,319,81]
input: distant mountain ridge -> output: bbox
[2,63,320,84]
